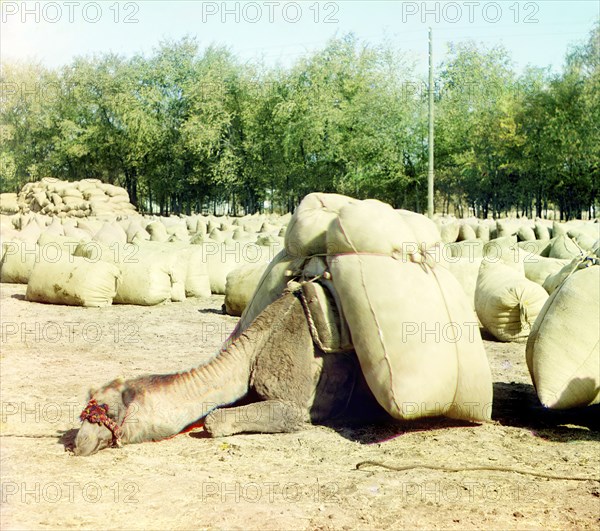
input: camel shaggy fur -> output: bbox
[74,289,386,456]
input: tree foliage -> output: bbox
[1,27,598,218]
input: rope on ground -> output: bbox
[355,460,600,482]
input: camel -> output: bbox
[73,285,388,456]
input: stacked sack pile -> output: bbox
[0,179,288,308]
[2,177,137,217]
[232,193,494,424]
[435,215,598,346]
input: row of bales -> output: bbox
[0,179,287,310]
[1,182,598,412]
[1,179,598,322]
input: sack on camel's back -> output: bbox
[26,255,120,307]
[284,193,356,257]
[326,199,493,423]
[526,259,600,408]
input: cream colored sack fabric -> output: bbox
[523,256,571,287]
[327,201,492,422]
[526,261,599,408]
[26,255,120,307]
[224,262,269,316]
[0,241,40,283]
[475,261,549,342]
[284,193,356,257]
[235,250,307,334]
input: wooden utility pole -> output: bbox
[427,27,434,218]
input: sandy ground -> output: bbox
[0,282,598,530]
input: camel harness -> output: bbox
[79,399,123,448]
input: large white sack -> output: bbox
[549,234,584,259]
[534,222,551,240]
[327,201,492,422]
[0,241,40,283]
[542,257,583,295]
[224,262,269,317]
[475,261,549,342]
[567,225,599,252]
[483,237,526,273]
[444,239,484,260]
[284,193,356,257]
[442,256,483,308]
[113,247,183,305]
[74,242,185,305]
[436,220,459,244]
[523,256,571,287]
[132,240,211,298]
[26,255,120,307]
[204,240,278,295]
[517,239,553,258]
[517,225,536,241]
[146,221,169,242]
[37,232,81,259]
[526,261,600,408]
[457,223,476,241]
[93,222,127,246]
[235,250,308,335]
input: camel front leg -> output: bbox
[203,400,306,437]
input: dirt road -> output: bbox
[1,283,598,530]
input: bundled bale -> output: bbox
[548,234,584,259]
[25,255,120,307]
[523,256,571,287]
[442,256,483,308]
[567,224,599,252]
[483,236,526,273]
[132,240,211,299]
[517,239,553,257]
[496,219,520,238]
[457,222,477,241]
[444,239,484,260]
[0,241,40,283]
[526,260,599,408]
[326,200,492,421]
[93,222,127,247]
[476,224,490,242]
[436,219,459,244]
[475,261,549,342]
[236,250,307,333]
[542,257,582,295]
[284,193,356,257]
[224,262,270,316]
[204,240,279,295]
[13,178,136,217]
[517,225,536,242]
[37,232,81,259]
[74,241,185,305]
[534,221,551,240]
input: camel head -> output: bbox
[73,377,132,456]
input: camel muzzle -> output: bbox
[78,399,124,449]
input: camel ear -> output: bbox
[87,387,98,399]
[114,376,125,385]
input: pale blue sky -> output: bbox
[1,1,598,74]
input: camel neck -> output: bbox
[121,341,254,443]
